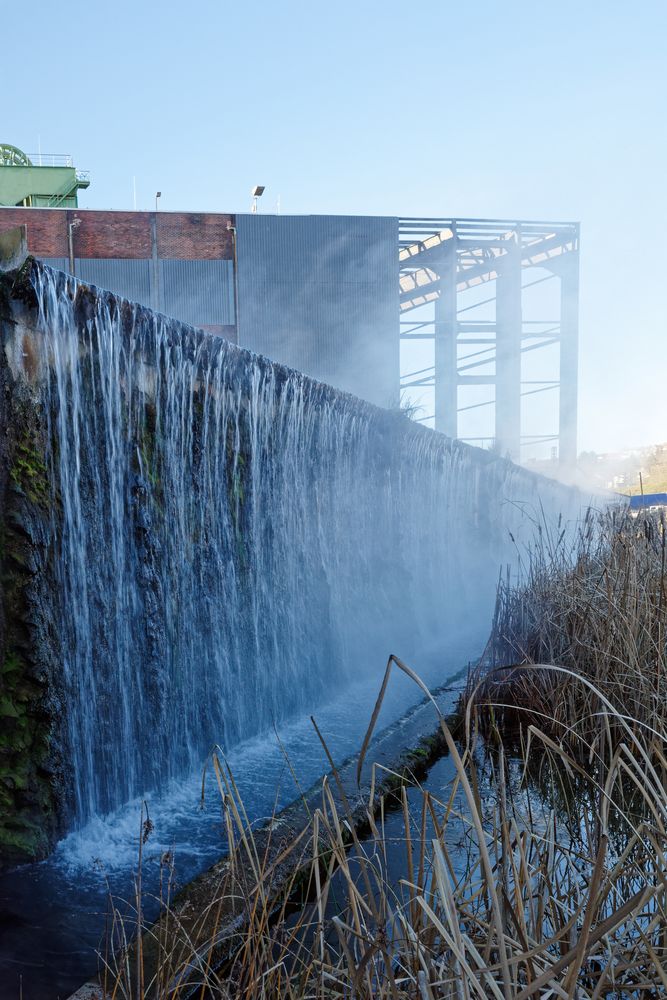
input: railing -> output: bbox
[25,153,74,168]
[46,175,79,208]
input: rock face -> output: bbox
[0,258,585,868]
[0,265,69,865]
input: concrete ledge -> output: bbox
[0,225,28,272]
[66,983,108,1000]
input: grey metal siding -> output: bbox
[159,259,234,326]
[76,258,152,305]
[235,215,399,407]
[36,256,235,331]
[39,257,69,272]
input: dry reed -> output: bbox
[99,509,667,998]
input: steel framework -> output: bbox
[398,218,580,463]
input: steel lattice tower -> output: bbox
[399,218,580,464]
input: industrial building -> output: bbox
[399,218,580,463]
[0,145,580,461]
[0,143,89,208]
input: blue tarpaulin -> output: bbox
[629,493,667,509]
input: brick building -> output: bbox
[0,206,399,407]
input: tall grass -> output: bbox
[99,510,667,998]
[466,506,667,753]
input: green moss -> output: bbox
[0,765,29,791]
[0,816,49,862]
[226,446,249,571]
[138,422,159,489]
[9,437,50,506]
[2,652,21,678]
[0,290,63,866]
[134,409,165,518]
[0,698,20,718]
[232,453,246,507]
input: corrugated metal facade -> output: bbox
[76,258,152,305]
[37,256,235,328]
[159,259,235,326]
[235,215,399,407]
[37,216,401,407]
[41,257,68,271]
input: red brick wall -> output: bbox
[157,213,234,258]
[74,211,152,258]
[0,208,235,260]
[0,208,69,256]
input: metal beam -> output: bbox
[398,218,580,467]
[399,231,577,305]
[495,232,522,459]
[558,246,580,465]
[434,231,458,436]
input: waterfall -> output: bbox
[24,263,578,829]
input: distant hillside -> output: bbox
[626,444,667,495]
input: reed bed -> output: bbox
[466,506,667,754]
[100,509,667,998]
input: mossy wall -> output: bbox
[0,257,585,869]
[0,269,68,866]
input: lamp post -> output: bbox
[251,185,265,213]
[67,217,81,276]
[155,191,161,213]
[227,222,240,347]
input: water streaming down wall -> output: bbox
[2,260,583,842]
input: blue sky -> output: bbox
[4,0,666,453]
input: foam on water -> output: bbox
[51,649,465,874]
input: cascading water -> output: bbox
[24,263,577,832]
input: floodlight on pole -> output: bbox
[155,191,161,212]
[251,185,265,213]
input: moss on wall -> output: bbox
[9,434,49,507]
[0,268,68,867]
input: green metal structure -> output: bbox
[0,143,90,208]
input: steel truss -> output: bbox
[398,218,580,463]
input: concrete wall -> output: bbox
[0,257,586,864]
